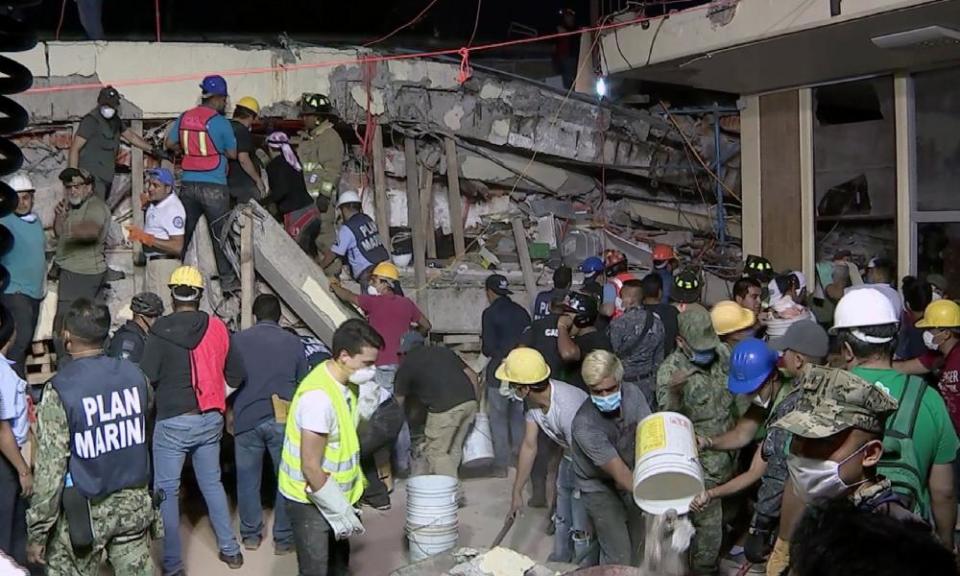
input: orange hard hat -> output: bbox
[652,244,675,262]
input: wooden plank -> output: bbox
[240,206,254,329]
[420,167,436,259]
[405,138,428,316]
[131,120,146,291]
[372,124,391,256]
[512,218,538,310]
[759,90,802,271]
[444,137,466,258]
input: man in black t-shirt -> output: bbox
[228,97,266,204]
[519,291,568,380]
[557,291,612,391]
[641,272,678,356]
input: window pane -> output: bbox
[915,67,960,211]
[917,222,960,295]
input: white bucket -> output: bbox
[461,412,495,465]
[406,522,458,562]
[406,474,459,527]
[633,411,705,515]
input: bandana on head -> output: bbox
[266,131,302,172]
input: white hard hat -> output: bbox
[337,190,361,207]
[5,174,34,192]
[829,287,898,334]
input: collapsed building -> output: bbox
[10,39,742,380]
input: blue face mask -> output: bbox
[591,390,622,412]
[690,349,716,366]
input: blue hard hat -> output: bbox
[200,75,228,96]
[578,256,604,275]
[728,338,779,394]
[146,168,175,187]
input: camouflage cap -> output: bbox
[678,303,721,350]
[772,365,898,438]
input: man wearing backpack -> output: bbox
[827,288,958,547]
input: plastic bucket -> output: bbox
[406,474,459,526]
[461,412,495,466]
[632,411,704,515]
[406,521,458,562]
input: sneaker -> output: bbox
[218,551,244,569]
[242,538,261,551]
[274,542,296,556]
[362,497,392,511]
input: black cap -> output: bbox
[671,269,702,304]
[97,85,121,108]
[744,255,776,283]
[58,167,94,186]
[485,274,512,296]
[769,321,830,359]
[131,292,164,318]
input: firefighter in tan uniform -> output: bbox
[296,93,344,253]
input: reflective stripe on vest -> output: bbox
[609,272,635,319]
[278,361,364,504]
[179,106,221,172]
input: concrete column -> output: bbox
[894,74,916,277]
[739,95,762,258]
[798,88,815,285]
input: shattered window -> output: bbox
[915,67,960,212]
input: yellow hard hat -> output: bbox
[710,300,756,336]
[168,266,205,290]
[372,261,400,281]
[235,96,260,115]
[495,347,551,384]
[916,299,960,329]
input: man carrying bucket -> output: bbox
[503,348,594,564]
[571,350,651,566]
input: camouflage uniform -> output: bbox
[655,304,737,576]
[26,387,157,576]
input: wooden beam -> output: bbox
[240,206,254,329]
[420,166,436,259]
[372,124,391,256]
[512,218,537,309]
[444,137,466,258]
[130,120,145,292]
[405,138,428,315]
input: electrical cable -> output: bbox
[466,0,482,48]
[155,0,161,42]
[56,0,68,41]
[659,101,742,203]
[363,0,444,48]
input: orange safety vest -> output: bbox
[609,272,636,319]
[179,106,221,172]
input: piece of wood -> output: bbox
[405,138,428,316]
[444,137,466,258]
[512,218,537,309]
[419,166,436,259]
[240,206,254,329]
[131,120,146,291]
[372,124,391,256]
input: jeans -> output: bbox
[235,420,292,547]
[583,488,645,567]
[486,388,524,469]
[375,365,410,472]
[180,182,237,290]
[0,455,26,566]
[358,398,405,506]
[286,497,350,576]
[552,457,596,565]
[76,0,104,40]
[0,293,40,379]
[53,269,105,363]
[154,412,240,573]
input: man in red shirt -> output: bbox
[330,261,431,474]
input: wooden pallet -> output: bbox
[25,340,55,385]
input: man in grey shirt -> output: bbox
[572,350,651,567]
[609,279,665,410]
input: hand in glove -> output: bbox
[150,146,173,162]
[127,226,157,247]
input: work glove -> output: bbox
[127,225,157,247]
[306,479,365,541]
[150,146,174,162]
[765,537,790,576]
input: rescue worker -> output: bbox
[600,249,634,320]
[69,86,156,199]
[107,292,164,364]
[571,350,650,566]
[532,266,572,321]
[743,255,776,285]
[711,300,757,349]
[126,167,185,314]
[655,304,737,576]
[264,132,322,257]
[52,167,110,363]
[320,190,389,291]
[297,93,345,250]
[609,279,665,410]
[651,243,677,304]
[0,173,45,378]
[279,319,383,576]
[505,348,593,564]
[228,96,266,204]
[164,75,239,294]
[26,299,155,574]
[670,269,702,312]
[557,291,611,392]
[733,277,763,318]
[640,272,678,356]
[577,256,604,293]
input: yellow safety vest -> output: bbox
[278,361,364,505]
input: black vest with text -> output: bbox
[53,355,150,499]
[344,212,389,267]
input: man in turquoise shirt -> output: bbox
[165,75,239,292]
[0,174,45,378]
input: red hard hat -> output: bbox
[603,249,625,268]
[652,244,675,261]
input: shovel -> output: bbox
[491,512,517,547]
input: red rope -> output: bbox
[456,47,471,85]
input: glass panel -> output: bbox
[915,67,960,212]
[916,222,960,292]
